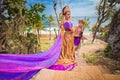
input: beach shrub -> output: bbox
[82,53,99,65]
[104,44,112,58]
[5,33,38,54]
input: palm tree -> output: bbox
[25,3,46,52]
[47,15,54,40]
[83,17,90,31]
[0,1,46,54]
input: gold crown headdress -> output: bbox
[62,6,70,15]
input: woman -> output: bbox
[49,6,76,70]
[0,6,76,80]
[74,20,84,50]
[60,6,75,62]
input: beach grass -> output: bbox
[40,34,55,52]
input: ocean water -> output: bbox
[43,16,109,34]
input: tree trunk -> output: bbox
[106,9,120,61]
[54,28,57,39]
[37,30,41,51]
[49,24,51,40]
[92,20,102,43]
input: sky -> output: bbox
[27,0,100,17]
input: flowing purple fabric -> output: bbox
[49,64,75,71]
[0,34,75,80]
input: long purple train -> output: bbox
[0,34,75,80]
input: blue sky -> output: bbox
[27,0,100,17]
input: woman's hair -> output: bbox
[62,6,71,16]
[79,20,84,24]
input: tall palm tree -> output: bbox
[25,3,46,52]
[83,17,90,31]
[47,15,54,40]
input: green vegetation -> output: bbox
[82,53,99,65]
[40,38,54,52]
[46,15,55,40]
[92,0,119,42]
[91,47,120,74]
[0,0,55,54]
[83,17,90,30]
[103,44,112,58]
